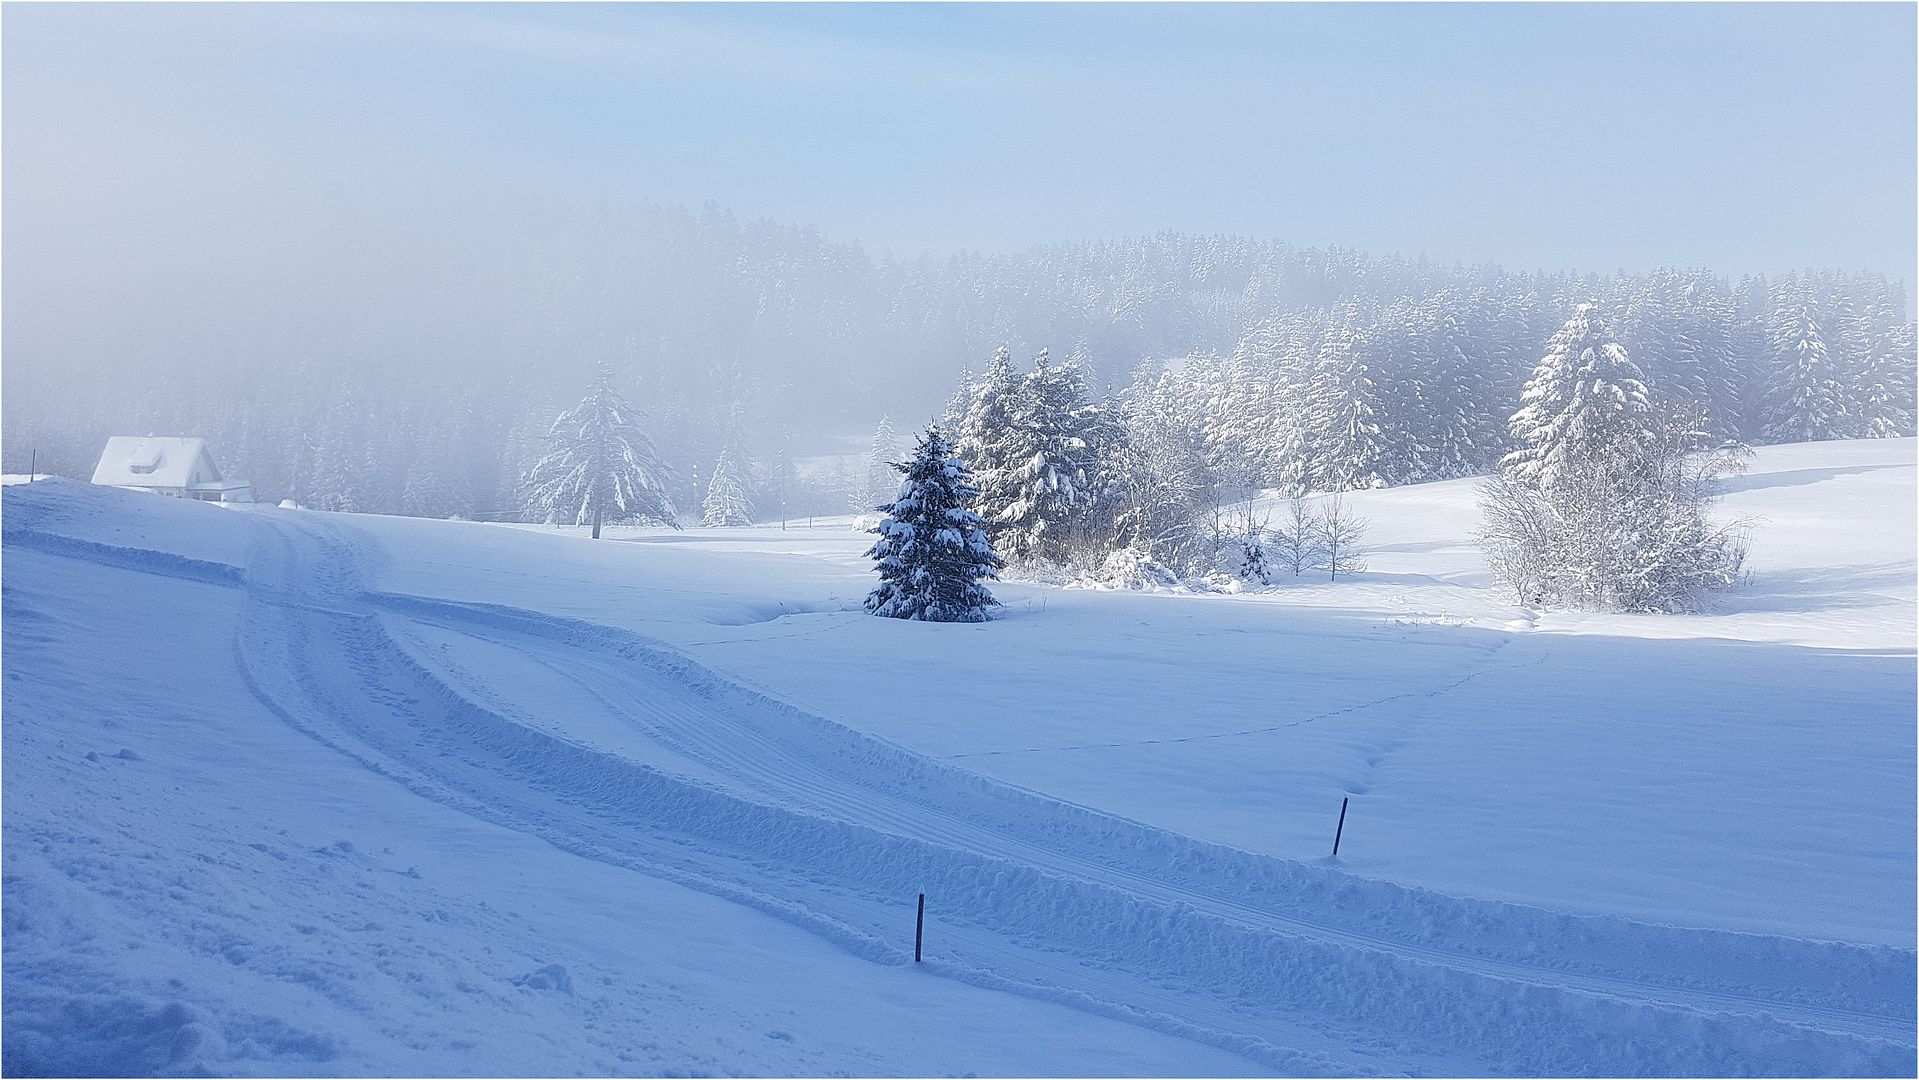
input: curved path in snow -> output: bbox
[17,507,1918,1077]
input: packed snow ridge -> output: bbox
[3,439,1913,1077]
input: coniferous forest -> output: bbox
[6,201,1910,523]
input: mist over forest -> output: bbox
[4,181,1909,524]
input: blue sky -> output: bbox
[5,2,1914,277]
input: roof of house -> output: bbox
[91,436,245,491]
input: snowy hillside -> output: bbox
[4,439,1914,1077]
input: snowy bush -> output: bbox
[1480,439,1750,613]
[1481,306,1750,613]
[1088,547,1183,590]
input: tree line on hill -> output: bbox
[859,294,1755,621]
[6,198,1909,523]
[523,281,1783,614]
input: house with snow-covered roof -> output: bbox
[90,437,253,503]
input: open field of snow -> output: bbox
[5,439,1914,1076]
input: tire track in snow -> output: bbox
[230,517,1359,1076]
[374,595,1915,1047]
[15,512,1917,1076]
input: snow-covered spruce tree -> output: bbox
[523,365,677,538]
[955,346,1026,545]
[863,427,1004,623]
[1062,378,1131,563]
[1855,318,1917,438]
[1413,290,1501,481]
[1729,274,1775,439]
[702,445,753,526]
[1235,311,1323,494]
[1305,303,1389,492]
[1620,274,1733,440]
[309,418,363,513]
[1761,296,1849,443]
[1108,362,1214,568]
[1500,302,1654,490]
[993,349,1110,565]
[1837,282,1917,439]
[1236,508,1272,585]
[1480,408,1748,612]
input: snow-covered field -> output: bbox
[4,439,1914,1076]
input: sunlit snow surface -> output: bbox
[4,439,1914,1077]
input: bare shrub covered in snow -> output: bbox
[1480,436,1751,613]
[1313,493,1370,581]
[1268,496,1326,577]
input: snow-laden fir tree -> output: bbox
[1480,405,1748,612]
[523,365,677,538]
[1063,375,1130,561]
[1621,272,1743,441]
[1305,303,1388,492]
[1237,512,1271,585]
[1854,317,1917,438]
[1108,362,1213,566]
[864,426,1004,623]
[1761,298,1848,443]
[1500,303,1653,490]
[955,346,1025,544]
[1835,279,1915,439]
[702,445,753,526]
[1410,290,1497,481]
[992,349,1111,564]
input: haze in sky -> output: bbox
[4,2,1914,276]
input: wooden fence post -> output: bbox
[914,893,925,962]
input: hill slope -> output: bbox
[4,439,1913,1076]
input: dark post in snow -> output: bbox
[1332,796,1350,857]
[914,892,925,963]
[591,503,603,541]
[28,449,36,483]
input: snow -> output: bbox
[88,435,246,495]
[4,438,1914,1076]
